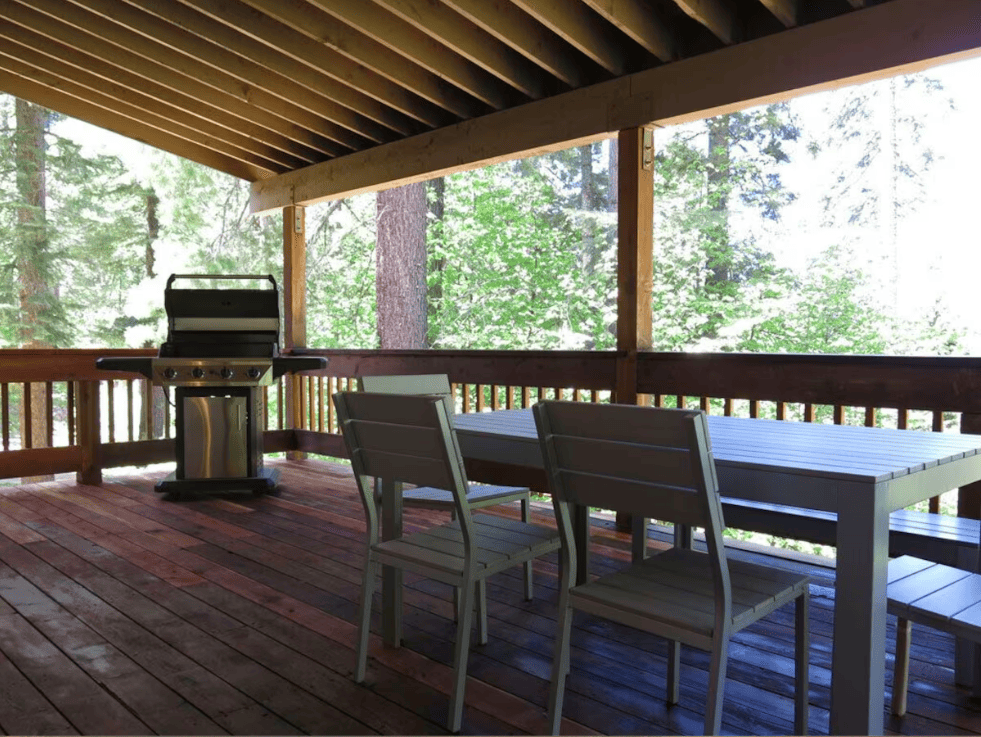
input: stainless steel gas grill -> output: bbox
[96,274,326,498]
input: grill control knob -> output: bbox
[163,367,178,380]
[192,367,205,379]
[247,368,261,379]
[220,367,234,379]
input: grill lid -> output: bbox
[162,274,281,358]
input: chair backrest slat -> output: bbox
[558,469,706,527]
[359,374,451,395]
[550,435,701,492]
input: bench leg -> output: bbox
[892,617,912,716]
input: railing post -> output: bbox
[615,126,654,532]
[76,380,102,485]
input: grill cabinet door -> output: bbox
[182,395,248,478]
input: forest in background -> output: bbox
[0,67,969,362]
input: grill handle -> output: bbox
[166,274,277,290]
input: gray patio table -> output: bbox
[376,407,981,734]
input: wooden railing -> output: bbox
[4,348,981,517]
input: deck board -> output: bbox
[0,458,978,735]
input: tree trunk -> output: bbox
[376,182,428,349]
[139,188,166,440]
[426,177,445,348]
[15,98,53,482]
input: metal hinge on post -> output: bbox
[642,127,654,170]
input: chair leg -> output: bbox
[892,617,912,717]
[448,580,477,733]
[547,594,574,734]
[522,497,534,600]
[476,578,488,646]
[666,641,681,704]
[355,554,379,683]
[795,590,810,735]
[704,636,729,736]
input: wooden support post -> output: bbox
[615,126,654,532]
[284,204,307,459]
[75,380,101,485]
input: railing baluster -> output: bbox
[318,377,324,432]
[700,396,710,413]
[776,401,787,421]
[865,407,877,428]
[506,386,515,409]
[106,380,115,443]
[491,384,501,410]
[277,380,284,430]
[126,380,135,442]
[23,382,33,448]
[833,405,845,425]
[898,407,909,430]
[591,389,599,403]
[749,399,760,419]
[67,381,76,446]
[463,384,472,413]
[164,387,171,438]
[676,395,685,409]
[804,403,816,422]
[46,381,54,447]
[1,383,8,451]
[723,398,732,416]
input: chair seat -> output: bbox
[571,548,810,644]
[374,513,561,580]
[403,483,529,510]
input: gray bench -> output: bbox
[720,498,980,570]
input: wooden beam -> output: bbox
[615,127,654,406]
[672,0,739,45]
[252,0,981,212]
[582,0,677,60]
[239,0,479,121]
[305,0,521,110]
[441,0,588,87]
[371,0,548,99]
[510,0,628,74]
[758,0,799,27]
[76,380,101,485]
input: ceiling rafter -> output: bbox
[758,0,798,27]
[441,0,588,87]
[171,0,448,131]
[24,0,370,153]
[238,0,479,121]
[0,21,311,169]
[369,0,549,99]
[305,0,522,110]
[671,0,739,45]
[509,0,629,75]
[581,0,677,61]
[2,0,345,158]
[67,0,393,147]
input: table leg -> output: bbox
[381,477,403,648]
[830,481,889,735]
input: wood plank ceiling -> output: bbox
[0,0,888,182]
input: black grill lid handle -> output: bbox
[166,274,277,290]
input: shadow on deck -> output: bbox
[0,458,978,735]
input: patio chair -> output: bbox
[534,401,810,736]
[887,555,981,715]
[358,374,536,637]
[335,391,562,733]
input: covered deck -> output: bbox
[0,458,977,736]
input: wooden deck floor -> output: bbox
[0,458,980,735]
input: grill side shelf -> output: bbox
[95,357,154,379]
